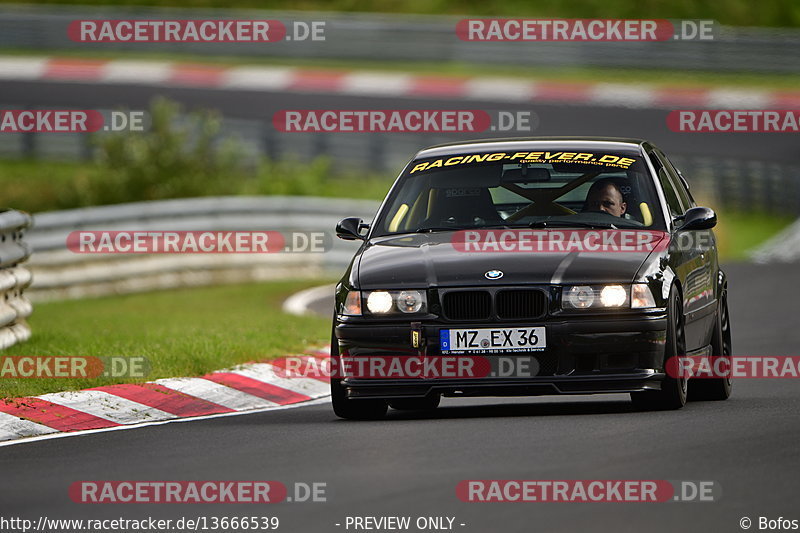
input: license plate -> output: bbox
[440,327,546,354]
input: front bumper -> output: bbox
[335,312,668,399]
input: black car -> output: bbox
[331,137,732,419]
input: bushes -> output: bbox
[0,97,392,213]
[87,97,246,204]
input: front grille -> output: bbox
[496,290,547,320]
[442,290,491,320]
[441,288,549,321]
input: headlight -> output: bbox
[364,290,428,315]
[565,285,595,309]
[631,283,657,309]
[600,285,628,307]
[397,290,424,313]
[366,291,394,313]
[562,285,629,309]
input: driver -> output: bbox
[584,179,627,217]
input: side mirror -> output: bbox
[336,217,367,241]
[677,206,717,231]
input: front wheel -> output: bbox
[631,285,687,411]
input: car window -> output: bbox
[657,150,694,208]
[373,149,667,235]
[672,173,694,211]
[656,165,685,219]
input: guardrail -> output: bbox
[0,208,33,349]
[26,196,380,301]
[5,113,798,215]
[18,194,800,305]
[669,155,800,216]
[0,5,798,73]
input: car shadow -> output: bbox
[382,398,637,421]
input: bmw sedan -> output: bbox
[331,137,732,419]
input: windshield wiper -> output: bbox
[479,224,529,229]
[411,227,460,233]
[413,223,526,233]
[528,220,618,230]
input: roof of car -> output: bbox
[415,137,649,159]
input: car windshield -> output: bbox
[373,148,666,236]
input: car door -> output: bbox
[652,150,716,352]
[657,151,718,349]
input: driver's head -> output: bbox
[585,180,627,217]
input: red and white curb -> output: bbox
[0,347,330,446]
[1,55,798,109]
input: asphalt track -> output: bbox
[2,79,799,531]
[1,262,799,532]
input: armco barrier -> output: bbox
[0,5,798,74]
[25,196,380,301]
[0,208,33,349]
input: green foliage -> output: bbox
[0,97,392,213]
[87,97,245,204]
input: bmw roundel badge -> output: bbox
[485,270,504,280]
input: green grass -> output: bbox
[0,158,393,213]
[0,159,97,212]
[714,210,795,261]
[3,48,800,90]
[0,280,333,399]
[1,0,796,27]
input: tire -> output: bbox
[689,290,732,401]
[329,332,387,420]
[631,285,688,411]
[389,395,441,411]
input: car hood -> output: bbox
[356,232,666,289]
